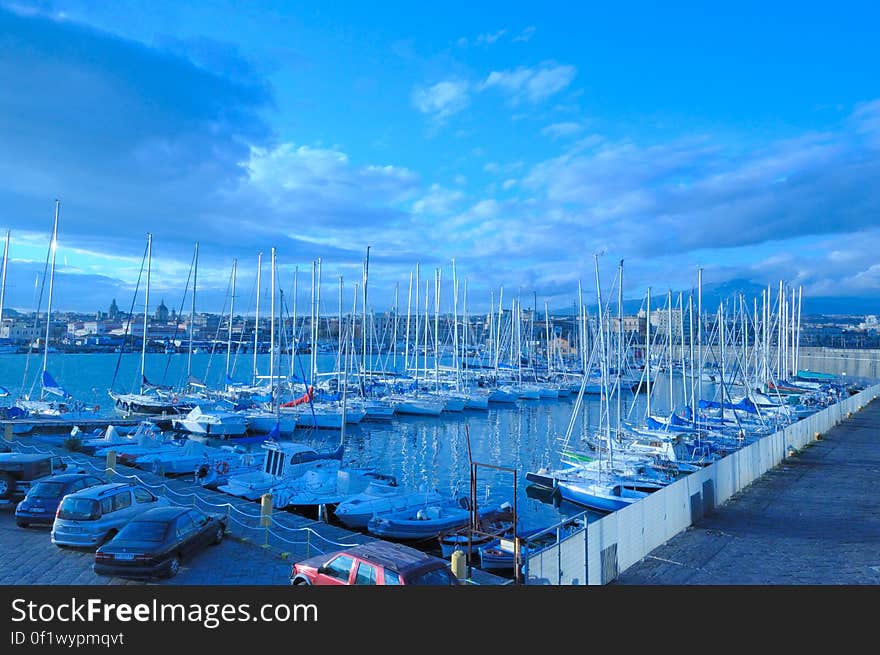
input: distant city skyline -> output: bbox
[1,2,878,315]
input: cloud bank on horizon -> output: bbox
[0,1,878,315]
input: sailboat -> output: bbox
[16,200,102,423]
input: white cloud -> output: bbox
[481,62,577,104]
[412,184,465,216]
[512,26,536,43]
[502,179,517,190]
[541,122,585,139]
[476,29,507,45]
[411,80,470,121]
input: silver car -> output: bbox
[51,482,170,547]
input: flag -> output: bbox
[41,371,70,398]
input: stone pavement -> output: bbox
[0,506,292,585]
[614,398,880,585]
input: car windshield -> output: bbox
[28,481,64,499]
[116,521,168,542]
[57,497,101,521]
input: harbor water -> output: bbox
[0,351,704,533]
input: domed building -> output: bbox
[155,299,169,322]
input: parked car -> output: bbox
[0,453,84,504]
[51,482,170,548]
[290,540,460,585]
[94,506,227,579]
[14,473,105,527]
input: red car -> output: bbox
[290,541,459,585]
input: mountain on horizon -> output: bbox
[551,278,878,317]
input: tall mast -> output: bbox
[495,287,504,374]
[593,255,610,448]
[338,276,343,387]
[434,267,441,392]
[0,230,9,344]
[452,259,460,390]
[678,292,686,409]
[646,286,651,418]
[393,281,399,370]
[140,233,152,392]
[688,293,695,419]
[314,258,322,387]
[253,252,262,384]
[187,241,198,379]
[269,248,276,399]
[777,280,783,380]
[795,286,803,375]
[697,267,703,428]
[616,260,623,440]
[577,280,585,372]
[423,277,428,386]
[42,199,60,378]
[362,246,370,379]
[414,262,420,376]
[292,265,298,362]
[544,301,551,377]
[667,289,673,413]
[404,270,413,376]
[462,278,468,382]
[225,257,237,380]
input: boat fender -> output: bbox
[215,461,229,475]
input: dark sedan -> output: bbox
[15,473,105,527]
[93,506,227,579]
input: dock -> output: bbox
[612,397,880,584]
[1,416,174,434]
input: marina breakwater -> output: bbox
[524,382,880,585]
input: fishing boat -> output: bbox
[334,482,446,529]
[171,405,248,437]
[268,464,393,511]
[367,499,507,541]
[216,439,343,500]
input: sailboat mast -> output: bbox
[225,257,236,380]
[254,252,262,383]
[667,290,673,412]
[577,280,585,373]
[593,255,610,446]
[451,259,460,390]
[544,301,551,377]
[338,276,343,388]
[434,267,441,392]
[688,293,695,419]
[393,281,399,370]
[795,286,803,375]
[616,260,623,440]
[187,241,198,379]
[269,248,276,395]
[362,246,370,379]
[646,286,652,418]
[141,233,152,392]
[404,271,412,375]
[314,258,322,386]
[423,278,429,385]
[42,199,60,379]
[0,230,9,342]
[697,267,703,428]
[495,287,503,374]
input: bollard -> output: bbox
[815,432,821,441]
[451,549,466,580]
[260,493,273,527]
[105,450,116,478]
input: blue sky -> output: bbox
[0,0,878,315]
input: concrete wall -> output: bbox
[526,383,880,585]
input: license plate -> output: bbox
[31,507,44,512]
[115,553,135,561]
[63,527,82,534]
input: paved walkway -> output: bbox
[614,398,880,584]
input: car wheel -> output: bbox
[165,555,180,578]
[0,472,14,500]
[212,526,225,545]
[15,521,29,528]
[292,577,311,586]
